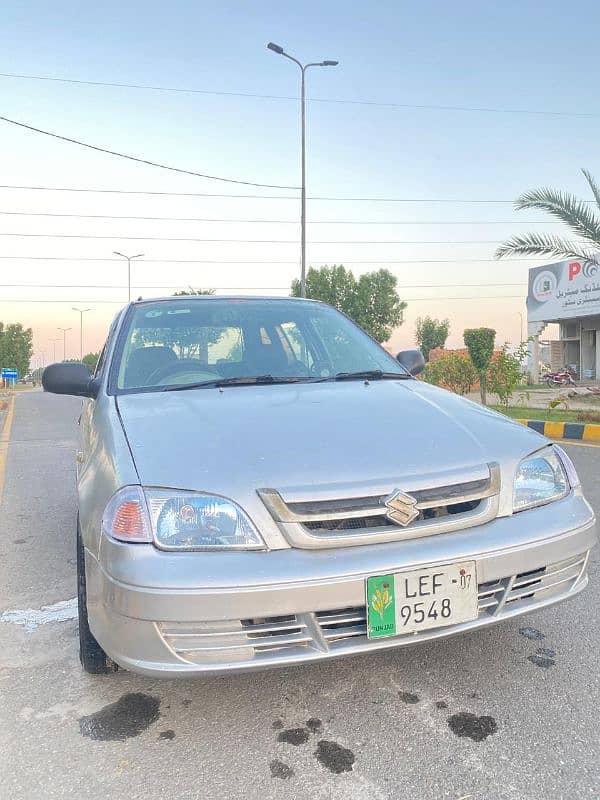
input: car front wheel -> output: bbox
[77,518,117,674]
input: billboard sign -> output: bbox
[527,259,600,322]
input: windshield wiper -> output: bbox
[163,375,314,392]
[321,370,412,382]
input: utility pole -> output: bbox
[72,307,92,361]
[58,327,72,361]
[267,42,338,297]
[113,252,144,301]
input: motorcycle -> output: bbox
[542,368,577,388]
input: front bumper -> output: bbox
[86,492,597,677]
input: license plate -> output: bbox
[366,561,478,639]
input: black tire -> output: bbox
[77,518,118,674]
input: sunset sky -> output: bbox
[1,0,599,364]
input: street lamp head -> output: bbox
[322,60,339,66]
[267,42,285,55]
[114,251,144,260]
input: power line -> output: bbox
[3,184,593,204]
[0,71,596,118]
[0,283,288,290]
[0,210,557,224]
[0,184,300,199]
[0,232,513,243]
[0,114,299,190]
[0,255,538,263]
[0,282,527,290]
[0,295,525,304]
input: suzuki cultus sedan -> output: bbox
[42,297,597,675]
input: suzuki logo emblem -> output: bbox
[385,490,419,527]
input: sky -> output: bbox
[1,0,599,364]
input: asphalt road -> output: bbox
[0,390,598,800]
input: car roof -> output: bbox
[129,295,322,306]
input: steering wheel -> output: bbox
[147,359,219,386]
[308,358,332,378]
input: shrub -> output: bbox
[487,343,528,407]
[422,352,479,395]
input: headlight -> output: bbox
[102,486,265,550]
[513,446,570,512]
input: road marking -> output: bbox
[0,598,78,632]
[0,394,15,505]
[552,439,600,449]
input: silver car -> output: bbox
[43,296,596,677]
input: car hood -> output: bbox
[116,380,546,501]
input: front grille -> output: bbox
[258,463,501,548]
[317,552,588,647]
[158,615,312,665]
[478,552,588,614]
[304,500,481,533]
[157,551,589,666]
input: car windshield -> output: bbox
[112,298,408,393]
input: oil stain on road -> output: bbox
[79,693,160,741]
[315,740,355,774]
[447,712,498,742]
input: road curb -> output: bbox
[516,418,600,442]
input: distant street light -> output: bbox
[49,338,60,363]
[267,41,338,297]
[58,327,72,362]
[113,252,144,302]
[72,307,92,361]
[517,312,524,343]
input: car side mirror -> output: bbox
[396,349,425,376]
[42,362,99,398]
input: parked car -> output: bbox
[42,296,597,676]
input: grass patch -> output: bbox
[491,405,600,424]
[571,394,600,406]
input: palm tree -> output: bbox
[496,169,600,264]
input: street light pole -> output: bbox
[72,307,92,361]
[58,327,72,361]
[267,42,338,297]
[517,312,524,343]
[113,252,144,302]
[49,338,59,363]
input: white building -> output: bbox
[527,259,600,381]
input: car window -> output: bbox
[113,299,406,393]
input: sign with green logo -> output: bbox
[366,574,396,639]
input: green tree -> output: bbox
[82,352,100,371]
[464,328,496,405]
[173,287,215,296]
[291,265,356,310]
[415,316,450,361]
[291,265,406,342]
[0,322,33,378]
[422,352,478,395]
[488,343,528,407]
[496,169,600,262]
